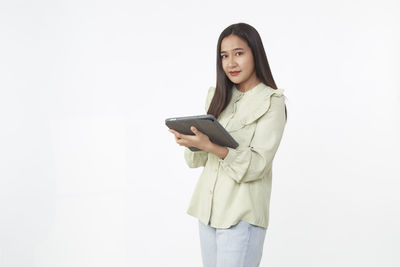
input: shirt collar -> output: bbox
[231,82,274,103]
[233,82,266,95]
[225,82,285,132]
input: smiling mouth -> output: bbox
[229,71,241,76]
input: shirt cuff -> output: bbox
[185,147,204,153]
[218,147,238,165]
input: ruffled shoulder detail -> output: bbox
[271,88,284,96]
[226,87,285,132]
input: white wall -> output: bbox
[0,0,399,266]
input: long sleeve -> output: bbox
[218,93,286,183]
[184,147,208,168]
[183,86,216,168]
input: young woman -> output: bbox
[168,22,287,267]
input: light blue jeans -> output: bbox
[198,220,267,267]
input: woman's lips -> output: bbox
[229,71,241,76]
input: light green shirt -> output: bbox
[184,82,286,229]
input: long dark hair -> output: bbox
[207,22,287,120]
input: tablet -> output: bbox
[165,114,239,151]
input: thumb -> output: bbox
[190,126,199,134]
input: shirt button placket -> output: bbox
[209,164,218,196]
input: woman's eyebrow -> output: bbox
[220,47,244,54]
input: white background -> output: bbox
[1,0,399,266]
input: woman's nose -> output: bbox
[227,57,237,67]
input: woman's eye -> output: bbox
[221,52,243,58]
[221,52,242,59]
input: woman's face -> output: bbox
[220,34,259,90]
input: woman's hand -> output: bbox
[168,126,212,151]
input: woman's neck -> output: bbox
[237,75,261,92]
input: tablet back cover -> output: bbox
[165,115,238,151]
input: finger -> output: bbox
[169,129,182,138]
[176,138,186,146]
[190,126,199,134]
